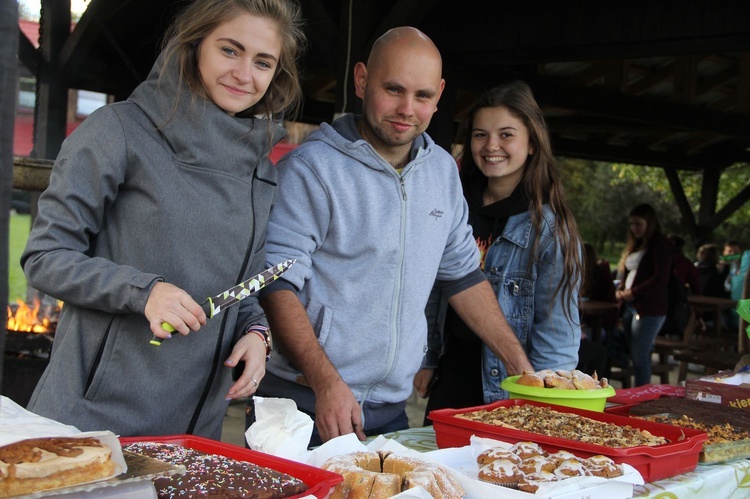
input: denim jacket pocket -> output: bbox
[487,271,533,320]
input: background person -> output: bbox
[253,28,532,446]
[417,80,583,422]
[613,203,672,387]
[20,0,305,439]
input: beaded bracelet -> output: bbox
[245,325,272,362]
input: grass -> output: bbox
[8,213,31,303]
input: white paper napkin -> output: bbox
[0,396,127,479]
[244,396,314,462]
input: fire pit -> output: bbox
[3,299,59,406]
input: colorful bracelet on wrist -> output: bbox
[245,325,272,362]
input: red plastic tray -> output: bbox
[119,434,342,498]
[428,399,708,482]
[604,403,641,417]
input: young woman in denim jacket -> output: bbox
[416,81,583,417]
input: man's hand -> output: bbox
[413,368,436,398]
[262,289,366,442]
[313,377,366,443]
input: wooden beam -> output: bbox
[550,135,747,171]
[1,0,19,376]
[459,68,750,138]
[35,0,71,162]
[18,26,38,72]
[698,167,720,226]
[663,167,698,239]
[12,157,53,192]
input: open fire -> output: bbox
[6,298,61,334]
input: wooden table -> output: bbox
[667,295,740,382]
[580,300,619,342]
[686,294,737,340]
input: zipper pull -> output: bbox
[400,177,407,201]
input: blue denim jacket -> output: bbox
[425,205,581,403]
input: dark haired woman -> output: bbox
[417,81,583,416]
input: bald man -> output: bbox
[252,27,532,446]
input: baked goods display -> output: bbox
[636,414,750,446]
[455,404,667,447]
[0,436,115,498]
[515,369,609,390]
[122,442,308,498]
[626,397,750,431]
[476,442,623,494]
[321,450,464,499]
[617,397,750,462]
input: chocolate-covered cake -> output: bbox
[123,442,308,498]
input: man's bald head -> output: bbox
[367,27,442,74]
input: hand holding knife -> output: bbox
[150,259,295,345]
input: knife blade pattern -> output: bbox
[150,259,295,346]
[206,259,295,317]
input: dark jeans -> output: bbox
[246,373,409,448]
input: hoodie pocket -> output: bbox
[305,299,334,345]
[83,317,114,400]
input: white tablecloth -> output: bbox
[378,426,750,498]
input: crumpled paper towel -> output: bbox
[0,395,81,446]
[245,396,314,461]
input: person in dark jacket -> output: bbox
[668,234,701,295]
[615,204,672,386]
[695,243,727,298]
[21,0,305,439]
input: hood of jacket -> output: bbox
[128,53,287,173]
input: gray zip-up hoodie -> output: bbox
[22,54,284,439]
[265,114,480,411]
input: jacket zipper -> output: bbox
[360,168,411,426]
[187,170,259,434]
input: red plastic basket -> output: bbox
[428,399,708,482]
[119,434,342,498]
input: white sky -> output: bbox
[19,0,89,18]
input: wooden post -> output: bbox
[27,0,70,306]
[1,0,20,393]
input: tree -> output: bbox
[560,156,750,259]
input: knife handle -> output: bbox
[149,300,212,346]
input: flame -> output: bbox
[476,236,491,270]
[6,298,60,333]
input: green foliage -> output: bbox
[8,214,30,303]
[559,158,750,257]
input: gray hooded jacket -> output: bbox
[22,54,284,439]
[264,114,481,418]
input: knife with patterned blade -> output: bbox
[150,259,296,346]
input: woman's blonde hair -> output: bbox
[160,0,305,119]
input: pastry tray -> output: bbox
[119,435,342,498]
[428,399,708,482]
[605,404,750,464]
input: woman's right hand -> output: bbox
[145,282,207,338]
